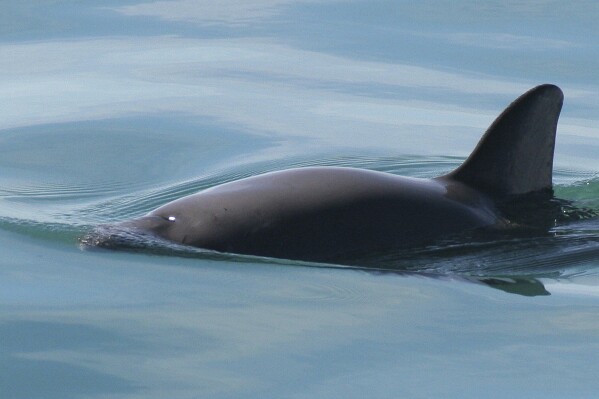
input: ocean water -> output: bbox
[1,1,599,398]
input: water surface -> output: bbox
[1,1,599,398]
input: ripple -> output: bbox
[349,221,599,279]
[554,176,599,211]
[273,277,377,304]
[554,168,599,186]
[3,152,599,280]
[0,180,136,200]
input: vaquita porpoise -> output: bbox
[85,84,564,263]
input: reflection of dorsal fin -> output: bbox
[445,84,563,196]
[475,277,551,297]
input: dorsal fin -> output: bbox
[445,84,563,196]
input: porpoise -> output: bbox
[85,84,564,264]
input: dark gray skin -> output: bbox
[130,168,501,262]
[96,84,564,263]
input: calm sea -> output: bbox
[1,1,599,398]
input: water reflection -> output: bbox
[3,232,599,398]
[2,2,599,398]
[2,10,597,141]
[113,0,316,26]
[0,321,139,399]
[0,36,521,134]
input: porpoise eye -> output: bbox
[168,216,176,222]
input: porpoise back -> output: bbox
[85,84,565,263]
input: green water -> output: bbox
[1,1,599,398]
